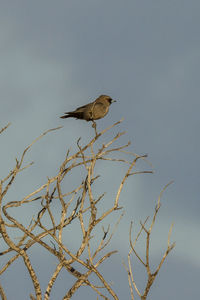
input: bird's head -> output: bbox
[100,95,116,105]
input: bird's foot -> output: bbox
[92,121,98,136]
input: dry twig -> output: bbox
[124,182,175,300]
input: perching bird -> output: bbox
[60,95,116,121]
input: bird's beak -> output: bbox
[111,99,117,103]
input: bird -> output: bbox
[60,95,116,121]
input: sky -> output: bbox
[0,0,200,299]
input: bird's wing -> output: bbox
[73,102,94,113]
[75,99,105,112]
[63,100,105,116]
[89,101,108,119]
[92,101,105,110]
[75,102,104,119]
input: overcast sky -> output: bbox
[0,1,200,299]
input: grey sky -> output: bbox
[0,1,199,299]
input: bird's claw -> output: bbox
[92,121,98,136]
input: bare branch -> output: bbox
[125,182,175,300]
[0,120,174,300]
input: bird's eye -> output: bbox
[108,98,112,103]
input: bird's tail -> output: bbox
[60,114,72,119]
[60,112,84,119]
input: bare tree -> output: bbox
[0,120,174,300]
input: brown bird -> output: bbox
[60,95,116,121]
